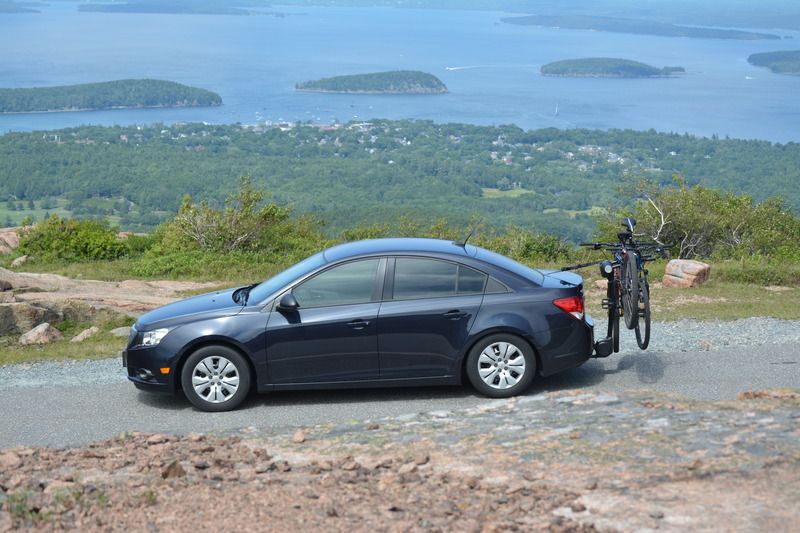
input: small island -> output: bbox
[296,71,448,94]
[0,79,222,114]
[541,58,685,78]
[78,1,251,15]
[748,50,800,75]
[503,15,780,41]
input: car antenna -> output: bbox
[456,222,479,247]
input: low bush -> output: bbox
[18,215,126,261]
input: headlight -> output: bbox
[141,328,170,347]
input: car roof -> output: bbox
[322,238,478,263]
[321,238,545,285]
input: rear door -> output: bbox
[377,257,485,378]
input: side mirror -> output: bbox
[277,292,299,311]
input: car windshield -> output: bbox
[246,252,326,305]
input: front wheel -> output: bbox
[635,281,651,350]
[181,345,251,412]
[466,334,536,398]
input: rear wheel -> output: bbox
[466,334,536,398]
[635,280,651,350]
[181,345,251,412]
[622,252,639,330]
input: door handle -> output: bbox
[347,319,370,330]
[443,310,467,320]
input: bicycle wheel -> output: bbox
[635,279,651,350]
[621,252,639,330]
[607,275,620,353]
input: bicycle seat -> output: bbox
[621,217,636,232]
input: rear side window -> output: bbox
[293,259,380,308]
[457,265,487,294]
[393,258,457,299]
[393,258,488,299]
[485,277,509,294]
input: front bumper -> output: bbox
[122,345,175,393]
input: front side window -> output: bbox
[293,259,380,308]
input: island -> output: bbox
[0,79,222,114]
[748,50,800,75]
[78,1,251,15]
[541,58,684,78]
[296,71,448,94]
[503,15,780,41]
[0,1,38,13]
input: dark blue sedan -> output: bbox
[123,238,596,411]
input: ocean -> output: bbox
[1,3,798,142]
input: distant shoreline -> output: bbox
[295,88,448,95]
[0,102,222,115]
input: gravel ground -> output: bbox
[1,317,799,391]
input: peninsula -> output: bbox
[503,15,780,41]
[0,79,222,114]
[541,58,684,78]
[748,50,800,75]
[296,71,448,94]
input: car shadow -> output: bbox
[137,351,670,411]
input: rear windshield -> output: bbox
[474,248,544,286]
[248,252,327,304]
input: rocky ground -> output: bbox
[1,387,798,532]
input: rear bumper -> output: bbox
[537,316,594,377]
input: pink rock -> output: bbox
[18,322,62,345]
[662,260,711,288]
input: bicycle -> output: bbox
[561,218,669,354]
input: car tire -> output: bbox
[181,345,251,412]
[465,334,536,398]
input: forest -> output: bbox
[748,50,800,75]
[541,58,684,78]
[0,79,222,114]
[296,71,448,94]
[0,120,798,241]
[502,14,780,40]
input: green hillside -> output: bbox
[296,71,448,94]
[748,50,800,75]
[0,79,222,114]
[0,120,797,241]
[541,58,684,78]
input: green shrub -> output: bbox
[18,215,126,261]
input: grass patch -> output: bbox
[481,187,533,199]
[0,332,127,366]
[542,206,605,219]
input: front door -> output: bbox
[265,258,384,384]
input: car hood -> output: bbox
[136,288,242,330]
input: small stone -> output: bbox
[584,480,598,490]
[19,323,62,345]
[146,434,167,445]
[340,460,360,471]
[571,502,586,513]
[10,255,27,268]
[0,452,21,469]
[397,463,417,475]
[109,326,132,337]
[161,460,186,479]
[413,453,429,466]
[649,510,665,519]
[291,430,306,444]
[687,459,703,470]
[193,460,210,470]
[367,423,380,430]
[43,480,75,494]
[70,326,99,343]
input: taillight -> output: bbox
[553,295,584,321]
